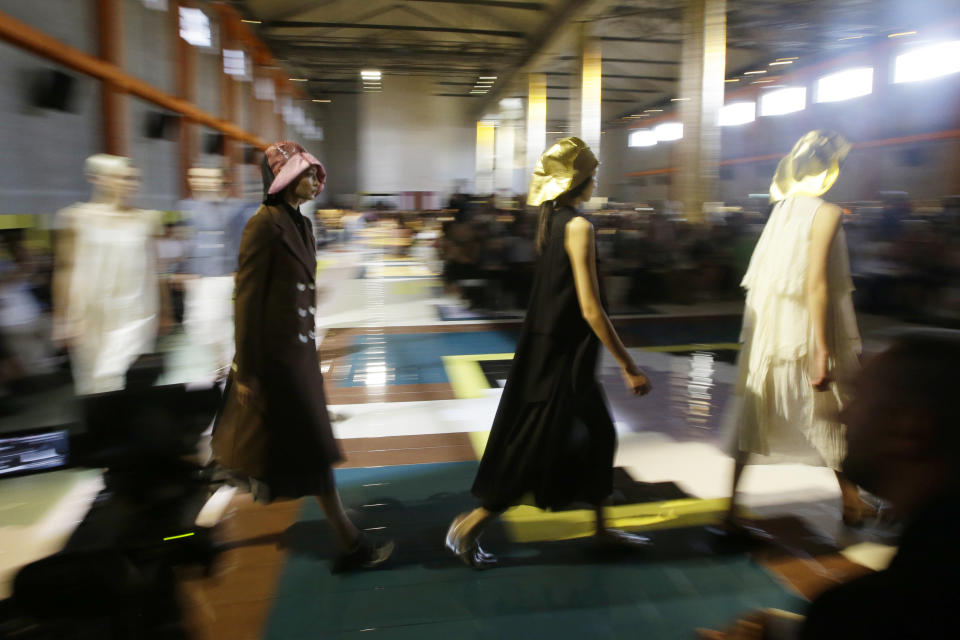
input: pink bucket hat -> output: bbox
[263,141,326,195]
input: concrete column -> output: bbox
[96,0,127,156]
[495,120,515,195]
[677,0,726,222]
[475,120,496,194]
[568,23,602,156]
[526,73,547,175]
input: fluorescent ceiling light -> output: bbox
[289,78,308,82]
[769,61,793,66]
[816,67,874,102]
[312,99,331,103]
[888,31,917,38]
[760,87,806,116]
[644,109,663,113]
[744,70,767,75]
[654,122,683,141]
[241,19,262,24]
[718,101,756,126]
[628,129,657,147]
[894,40,960,83]
[479,76,497,80]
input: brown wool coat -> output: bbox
[212,203,340,494]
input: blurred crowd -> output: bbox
[436,192,960,323]
[2,180,960,401]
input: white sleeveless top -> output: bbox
[740,195,860,367]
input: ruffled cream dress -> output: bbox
[732,195,861,469]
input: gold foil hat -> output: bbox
[527,137,599,206]
[770,130,850,202]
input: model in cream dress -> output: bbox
[723,131,877,533]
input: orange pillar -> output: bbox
[96,0,126,156]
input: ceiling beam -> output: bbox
[265,20,525,38]
[556,55,681,65]
[600,36,682,44]
[435,81,657,91]
[544,71,675,81]
[407,0,546,10]
[282,44,524,60]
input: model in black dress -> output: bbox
[445,138,653,568]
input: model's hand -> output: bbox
[236,376,261,409]
[810,345,831,392]
[621,364,652,397]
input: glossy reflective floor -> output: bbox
[0,225,904,638]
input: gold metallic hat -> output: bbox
[527,137,599,206]
[770,130,850,202]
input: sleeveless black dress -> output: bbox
[471,207,616,511]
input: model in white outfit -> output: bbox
[736,194,861,468]
[53,155,162,395]
[723,131,876,533]
[179,168,241,380]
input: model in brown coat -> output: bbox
[212,141,393,572]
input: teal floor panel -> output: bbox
[263,462,805,639]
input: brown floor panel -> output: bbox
[760,551,874,601]
[749,515,876,600]
[324,382,455,404]
[339,432,476,467]
[180,494,298,640]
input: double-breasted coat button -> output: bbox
[308,330,316,340]
[308,306,315,315]
[298,333,308,343]
[297,282,306,292]
[298,308,307,317]
[308,283,315,290]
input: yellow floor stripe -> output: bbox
[467,430,490,457]
[390,280,436,295]
[442,353,514,399]
[500,498,731,543]
[465,427,732,542]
